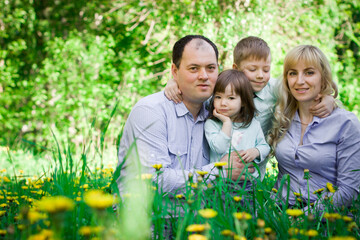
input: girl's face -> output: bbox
[213,85,242,121]
[286,60,322,103]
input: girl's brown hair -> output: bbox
[208,69,256,128]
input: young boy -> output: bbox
[164,36,335,180]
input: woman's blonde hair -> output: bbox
[268,45,338,149]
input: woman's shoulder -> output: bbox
[327,108,360,127]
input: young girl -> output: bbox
[205,69,270,181]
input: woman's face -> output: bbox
[286,60,322,103]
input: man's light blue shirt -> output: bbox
[117,91,218,194]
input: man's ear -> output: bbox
[232,63,238,70]
[171,63,178,81]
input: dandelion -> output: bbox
[221,229,234,236]
[188,234,207,240]
[0,230,7,236]
[27,209,48,224]
[329,237,356,240]
[0,203,7,208]
[196,170,208,177]
[293,192,301,197]
[191,183,198,189]
[214,162,227,169]
[326,182,336,193]
[84,190,118,210]
[342,216,353,222]
[313,188,324,195]
[347,222,358,231]
[234,235,247,240]
[186,224,207,232]
[141,173,153,180]
[3,176,10,183]
[323,213,341,221]
[233,196,242,202]
[264,227,272,234]
[152,164,163,171]
[288,227,299,236]
[0,210,6,217]
[233,212,252,220]
[286,209,303,217]
[79,226,92,236]
[0,169,6,173]
[257,219,265,228]
[36,196,75,213]
[198,209,218,219]
[175,194,184,199]
[304,229,318,237]
[271,188,278,193]
[19,170,24,174]
[303,169,311,179]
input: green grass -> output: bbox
[0,145,359,240]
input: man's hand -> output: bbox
[310,94,336,118]
[164,78,182,103]
[220,151,255,181]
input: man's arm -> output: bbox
[119,104,217,193]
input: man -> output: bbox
[117,35,251,194]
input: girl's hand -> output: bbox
[238,148,260,163]
[310,94,336,118]
[213,109,231,123]
[164,78,182,103]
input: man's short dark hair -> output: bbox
[172,35,219,68]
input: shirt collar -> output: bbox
[294,111,321,125]
[175,102,208,122]
[254,85,268,100]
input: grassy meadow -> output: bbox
[0,143,359,240]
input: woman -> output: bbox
[269,45,360,211]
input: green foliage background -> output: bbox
[1,0,359,151]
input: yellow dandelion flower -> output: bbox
[0,211,6,217]
[329,237,356,240]
[19,170,24,174]
[234,235,247,240]
[288,227,299,236]
[0,169,6,173]
[191,183,198,189]
[17,224,26,230]
[214,162,227,168]
[264,227,272,234]
[36,196,75,213]
[0,230,7,235]
[79,226,92,236]
[286,209,303,217]
[141,173,153,180]
[221,229,234,236]
[305,229,318,237]
[342,216,353,222]
[27,209,48,224]
[21,186,28,190]
[175,194,184,199]
[76,197,82,201]
[0,203,7,208]
[186,224,206,232]
[347,222,358,231]
[326,182,336,193]
[81,184,89,189]
[188,234,207,240]
[233,196,242,202]
[293,192,301,197]
[3,176,10,183]
[152,164,163,171]
[196,170,208,177]
[257,219,265,228]
[198,209,218,219]
[271,188,278,193]
[323,213,341,221]
[233,212,252,220]
[313,188,325,194]
[84,190,118,210]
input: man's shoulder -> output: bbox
[135,91,169,108]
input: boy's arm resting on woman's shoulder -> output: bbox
[121,105,217,193]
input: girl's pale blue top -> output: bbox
[204,118,270,179]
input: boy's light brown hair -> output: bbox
[233,36,271,67]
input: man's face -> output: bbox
[172,39,218,106]
[237,55,271,93]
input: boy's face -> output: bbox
[235,55,271,93]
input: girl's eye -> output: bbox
[249,69,256,72]
[214,96,221,99]
[229,97,235,100]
